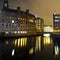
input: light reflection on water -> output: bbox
[1,34,60,60]
[5,35,53,55]
[12,38,27,47]
[35,36,41,52]
[54,45,59,56]
[35,34,53,52]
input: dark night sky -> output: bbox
[1,0,60,25]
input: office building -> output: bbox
[0,0,36,36]
[44,25,53,32]
[53,13,60,32]
[36,18,44,32]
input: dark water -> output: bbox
[0,34,60,60]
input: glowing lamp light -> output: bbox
[18,31,20,33]
[14,31,17,33]
[43,33,50,37]
[12,20,14,23]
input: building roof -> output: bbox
[1,8,25,14]
[1,7,35,19]
[1,8,17,13]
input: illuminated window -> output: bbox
[5,31,9,34]
[20,31,27,33]
[55,16,60,18]
[20,31,23,33]
[29,19,33,22]
[25,31,27,33]
[14,31,17,34]
[12,20,14,23]
[55,20,59,22]
[18,18,20,20]
[20,18,25,20]
[18,31,20,33]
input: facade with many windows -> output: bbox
[53,13,60,33]
[0,0,36,36]
[36,18,44,33]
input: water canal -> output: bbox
[0,34,60,60]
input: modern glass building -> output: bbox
[36,18,44,33]
[53,13,60,33]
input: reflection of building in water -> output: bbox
[43,33,51,45]
[53,39,60,56]
[0,0,36,36]
[27,36,36,55]
[12,36,36,55]
[35,36,42,52]
[53,13,60,33]
[54,45,59,56]
[13,38,27,47]
[35,35,54,57]
[36,18,44,33]
[35,34,52,52]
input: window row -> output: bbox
[0,23,20,27]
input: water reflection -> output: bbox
[0,34,60,60]
[35,34,53,52]
[43,34,51,45]
[29,47,34,55]
[12,49,15,56]
[5,41,9,45]
[13,38,27,47]
[54,45,59,56]
[35,36,41,52]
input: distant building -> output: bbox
[36,18,44,33]
[53,13,60,32]
[44,25,53,32]
[0,0,36,36]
